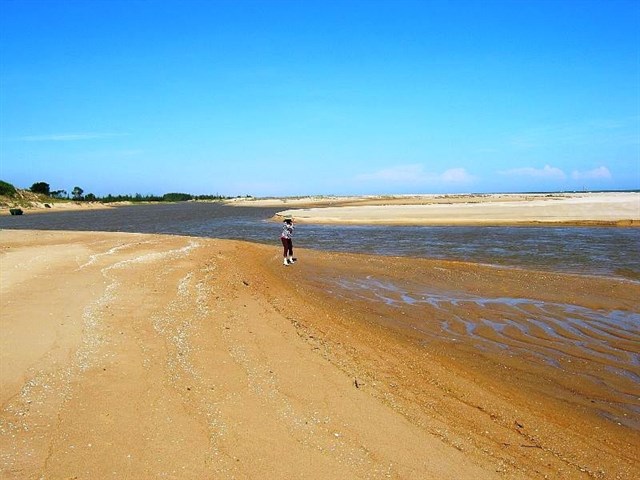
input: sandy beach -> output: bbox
[231,192,640,226]
[1,229,638,479]
[0,201,124,216]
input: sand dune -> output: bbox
[1,230,638,478]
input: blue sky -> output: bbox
[1,0,638,197]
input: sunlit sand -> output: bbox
[230,192,640,226]
[1,230,638,478]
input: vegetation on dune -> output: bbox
[0,180,17,197]
[30,181,51,195]
[0,181,53,209]
[163,192,193,202]
[1,179,236,210]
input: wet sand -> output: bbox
[1,230,638,479]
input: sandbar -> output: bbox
[260,192,640,226]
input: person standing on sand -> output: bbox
[280,218,296,266]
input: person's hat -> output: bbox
[283,217,292,222]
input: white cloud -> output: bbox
[16,133,128,142]
[441,167,473,183]
[499,164,567,180]
[571,166,612,180]
[357,164,473,185]
[357,164,425,182]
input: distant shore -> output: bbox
[240,192,640,226]
[0,200,125,215]
[3,192,639,227]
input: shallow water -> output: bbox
[1,202,638,279]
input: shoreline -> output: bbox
[3,192,638,228]
[275,218,638,227]
[0,200,125,216]
[1,230,638,478]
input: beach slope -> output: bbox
[1,230,638,479]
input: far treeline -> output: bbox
[1,180,237,203]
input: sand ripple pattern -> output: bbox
[333,276,640,428]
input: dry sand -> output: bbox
[264,192,640,226]
[1,230,638,479]
[0,201,123,216]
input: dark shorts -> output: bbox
[281,237,293,256]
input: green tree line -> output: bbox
[1,180,234,202]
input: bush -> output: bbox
[163,192,193,202]
[30,182,50,195]
[0,180,17,196]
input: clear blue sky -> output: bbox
[1,0,638,197]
